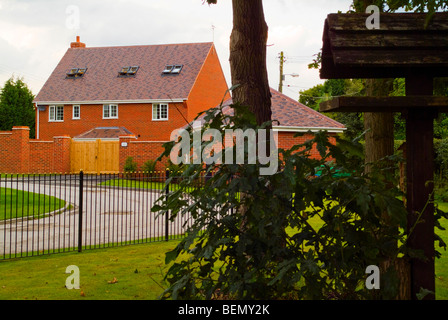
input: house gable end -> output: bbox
[186,44,230,123]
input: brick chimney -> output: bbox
[70,36,86,48]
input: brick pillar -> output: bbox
[119,134,137,172]
[53,135,71,173]
[12,126,30,173]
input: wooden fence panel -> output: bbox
[71,140,119,174]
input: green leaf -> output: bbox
[165,246,182,264]
[416,287,434,300]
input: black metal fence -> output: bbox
[0,171,192,260]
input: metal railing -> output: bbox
[0,171,192,260]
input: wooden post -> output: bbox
[279,51,284,93]
[405,75,437,300]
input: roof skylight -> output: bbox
[162,65,174,74]
[119,66,139,77]
[171,65,183,74]
[66,68,87,78]
[162,64,183,75]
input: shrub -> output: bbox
[123,156,138,173]
[141,159,157,173]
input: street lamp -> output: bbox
[281,73,300,81]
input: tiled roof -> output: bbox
[269,88,345,129]
[188,88,345,131]
[73,127,133,140]
[34,42,214,103]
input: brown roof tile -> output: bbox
[188,88,345,131]
[73,127,133,140]
[269,88,345,129]
[34,42,214,103]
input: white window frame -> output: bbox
[152,103,169,121]
[171,65,183,74]
[49,105,64,122]
[103,104,118,119]
[72,105,80,119]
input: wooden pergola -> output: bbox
[319,12,448,300]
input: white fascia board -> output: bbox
[273,126,347,133]
[33,99,186,105]
[72,138,119,142]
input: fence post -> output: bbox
[78,170,84,252]
[165,169,170,242]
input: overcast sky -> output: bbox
[0,0,354,101]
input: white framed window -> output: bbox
[152,103,168,121]
[72,105,80,119]
[103,104,118,119]
[49,105,64,122]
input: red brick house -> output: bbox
[26,37,231,173]
[33,37,230,142]
[0,37,343,174]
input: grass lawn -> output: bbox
[100,178,169,191]
[0,203,448,300]
[0,241,178,300]
[100,178,197,193]
[435,202,448,299]
[0,188,66,220]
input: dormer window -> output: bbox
[66,68,87,78]
[162,64,183,75]
[119,66,139,77]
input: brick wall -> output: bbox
[277,131,337,160]
[0,126,71,174]
[29,140,54,173]
[0,131,18,173]
[118,135,168,172]
[0,127,338,174]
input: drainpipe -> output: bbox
[35,103,39,140]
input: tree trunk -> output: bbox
[364,79,411,300]
[364,78,395,173]
[229,0,272,126]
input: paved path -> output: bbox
[0,176,190,258]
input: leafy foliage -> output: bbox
[123,156,138,173]
[141,159,157,173]
[299,79,365,141]
[0,77,35,138]
[352,0,448,12]
[153,102,447,300]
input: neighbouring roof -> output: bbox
[187,88,346,133]
[34,42,215,104]
[73,127,133,140]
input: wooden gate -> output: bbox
[71,140,119,174]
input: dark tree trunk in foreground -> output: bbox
[363,79,395,171]
[229,0,272,126]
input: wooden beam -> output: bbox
[405,75,436,300]
[320,13,448,79]
[319,96,448,113]
[329,31,448,49]
[326,12,448,32]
